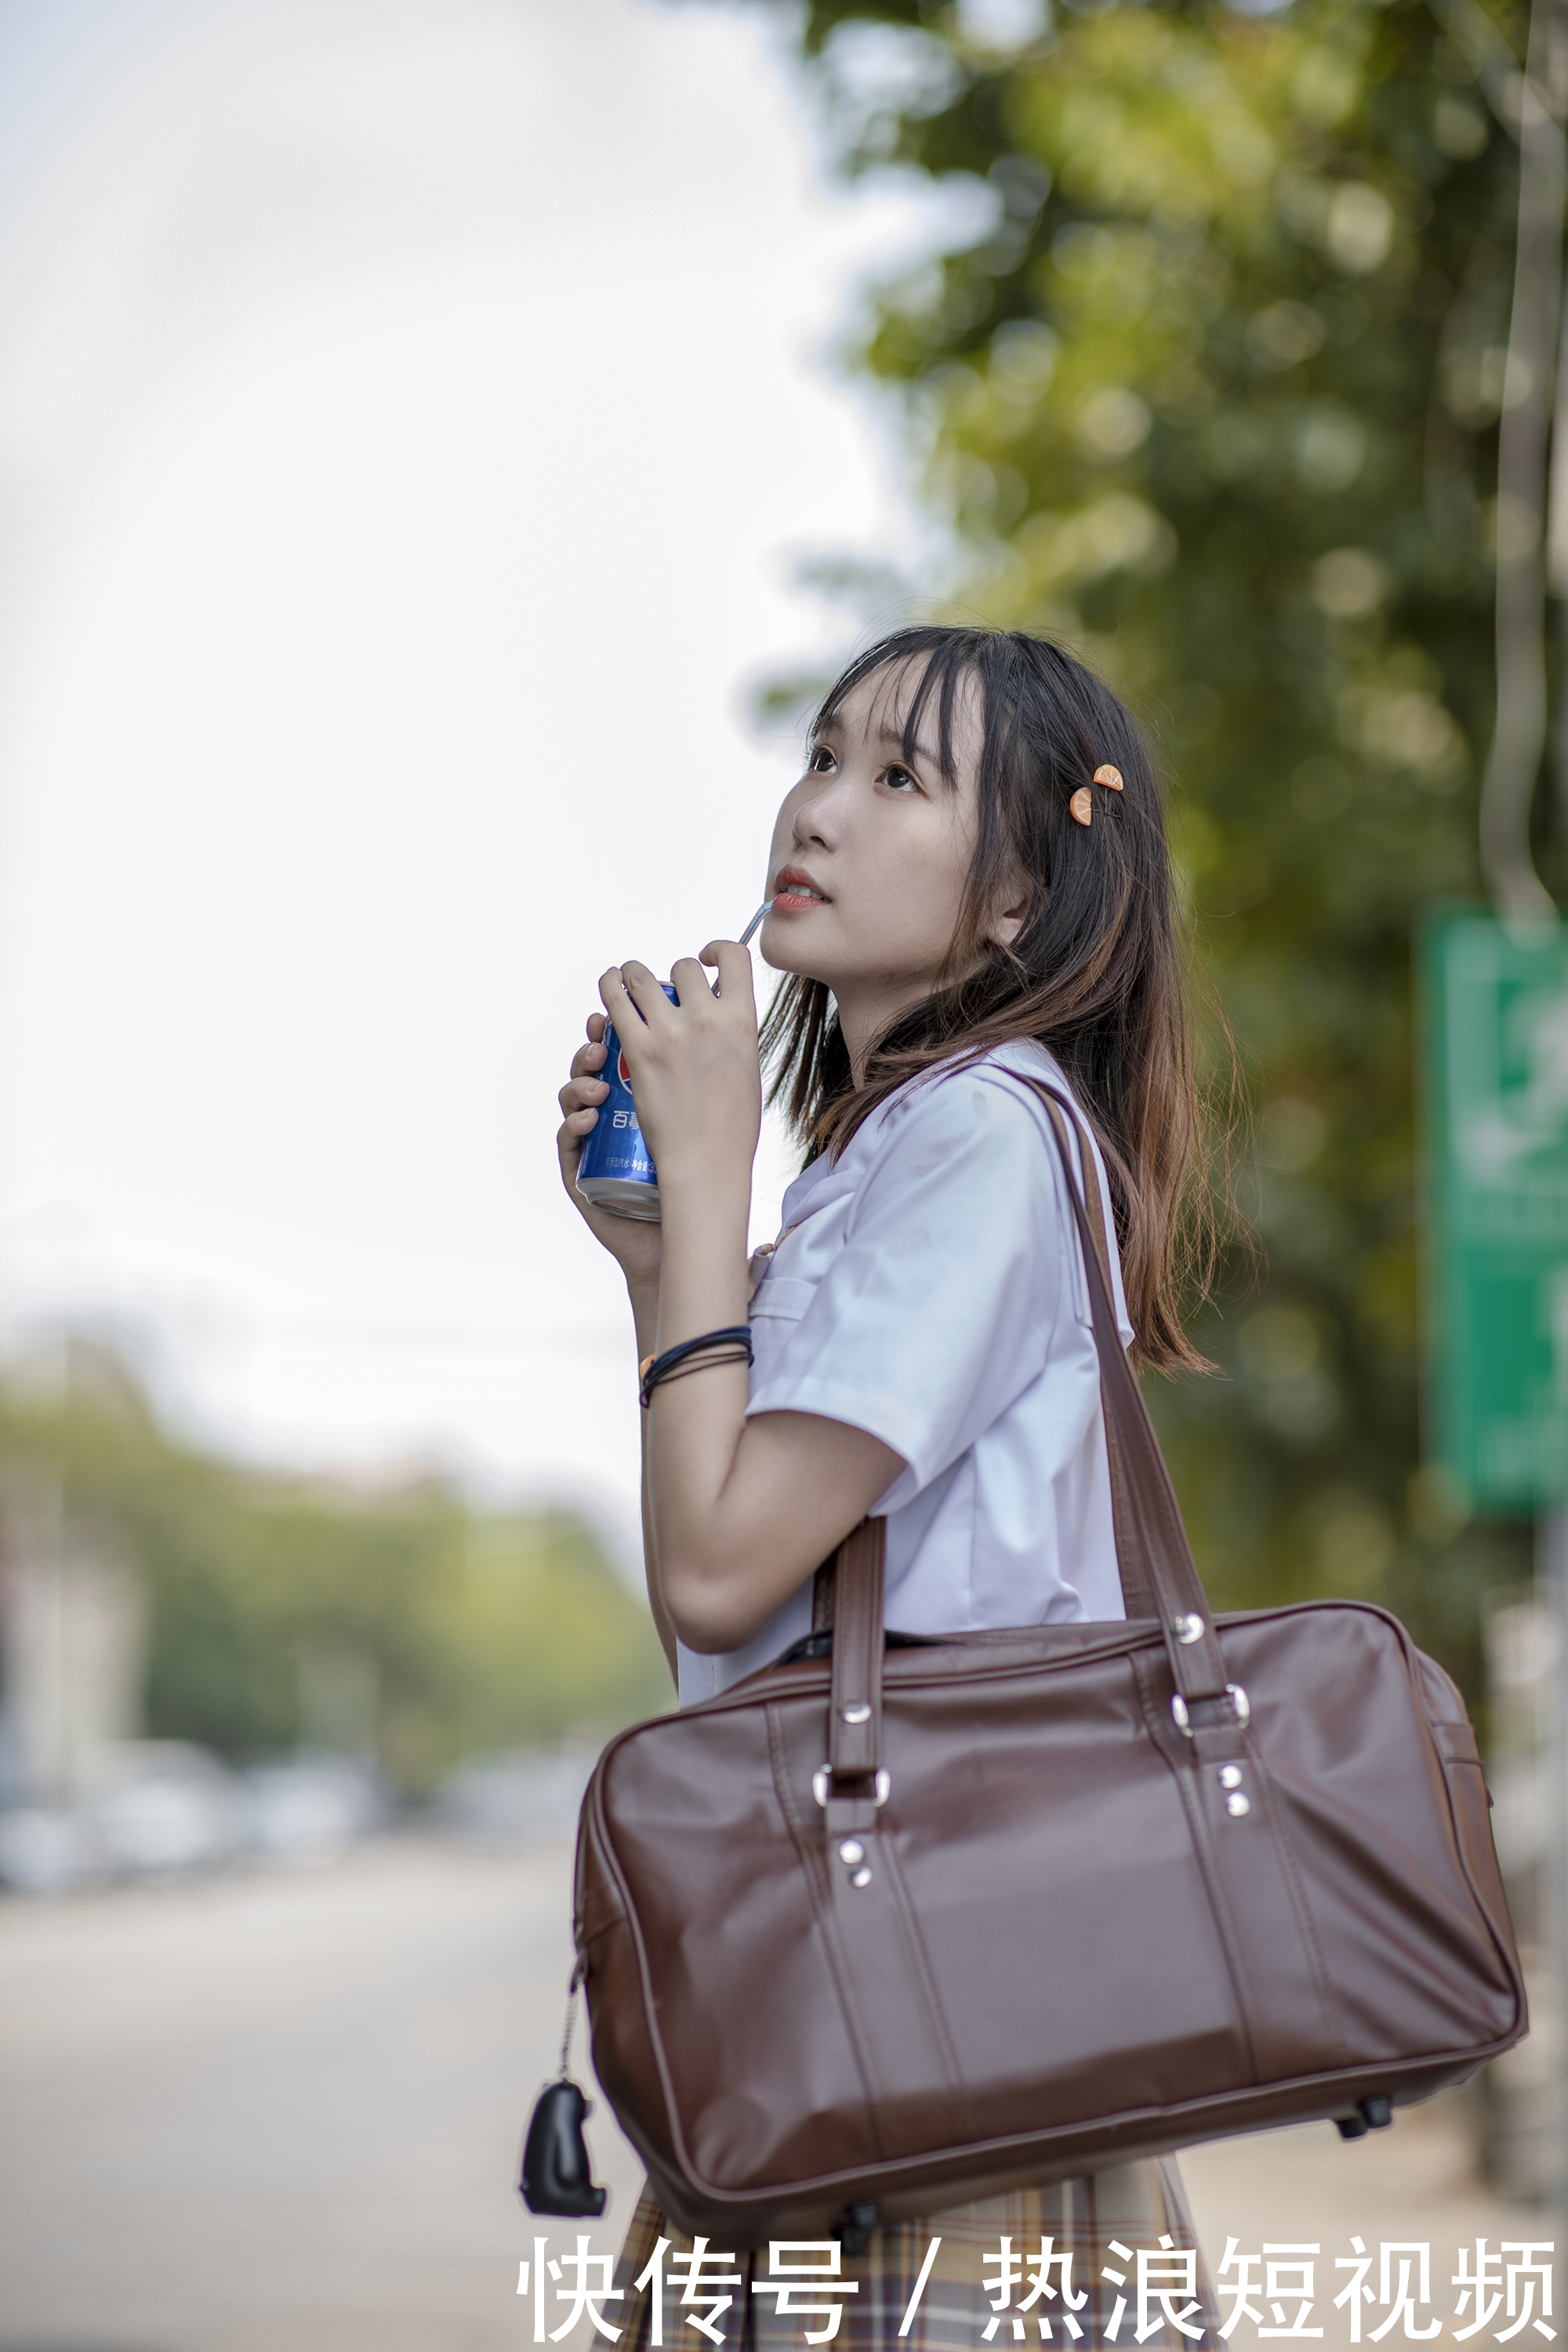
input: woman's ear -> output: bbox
[985,877,1033,953]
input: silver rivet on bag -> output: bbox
[840,1702,872,1725]
[850,1866,873,1889]
[838,1838,866,1865]
[1225,1791,1251,1818]
[1174,1613,1205,1645]
[1219,1764,1243,1790]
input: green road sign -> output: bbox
[1423,909,1568,1512]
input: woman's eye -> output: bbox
[806,744,835,774]
[883,764,919,793]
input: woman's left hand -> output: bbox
[598,942,762,1200]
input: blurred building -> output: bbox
[0,1483,143,1805]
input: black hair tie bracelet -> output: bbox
[639,1325,753,1409]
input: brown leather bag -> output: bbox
[573,1083,1526,2246]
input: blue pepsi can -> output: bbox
[575,984,676,1222]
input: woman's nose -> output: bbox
[793,777,845,848]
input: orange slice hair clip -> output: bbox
[1070,764,1125,826]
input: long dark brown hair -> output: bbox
[758,624,1222,1376]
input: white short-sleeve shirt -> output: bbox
[673,1038,1136,1707]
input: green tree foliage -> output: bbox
[0,1347,670,1790]
[760,0,1547,1687]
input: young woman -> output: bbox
[555,625,1218,2349]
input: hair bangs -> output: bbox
[812,626,992,791]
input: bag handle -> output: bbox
[1045,1098,1158,1625]
[815,1093,1156,1629]
[1024,1081,1230,1700]
[823,1080,1233,1803]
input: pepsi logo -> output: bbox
[618,1047,632,1088]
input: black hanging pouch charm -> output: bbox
[521,2080,606,2217]
[519,1959,607,2218]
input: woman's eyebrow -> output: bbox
[871,717,943,771]
[821,710,945,771]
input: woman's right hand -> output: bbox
[557,1013,662,1296]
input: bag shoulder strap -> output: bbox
[811,1076,1147,1632]
[826,1073,1232,1743]
[1011,1073,1229,1702]
[1031,1088,1157,1624]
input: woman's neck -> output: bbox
[833,974,942,1086]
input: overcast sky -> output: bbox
[0,0,971,1547]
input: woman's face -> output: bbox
[758,660,995,1008]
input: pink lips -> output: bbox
[773,866,827,912]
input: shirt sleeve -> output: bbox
[744,1069,1067,1512]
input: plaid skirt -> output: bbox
[598,2158,1218,2350]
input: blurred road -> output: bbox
[0,1838,1553,2350]
[0,1836,636,2352]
